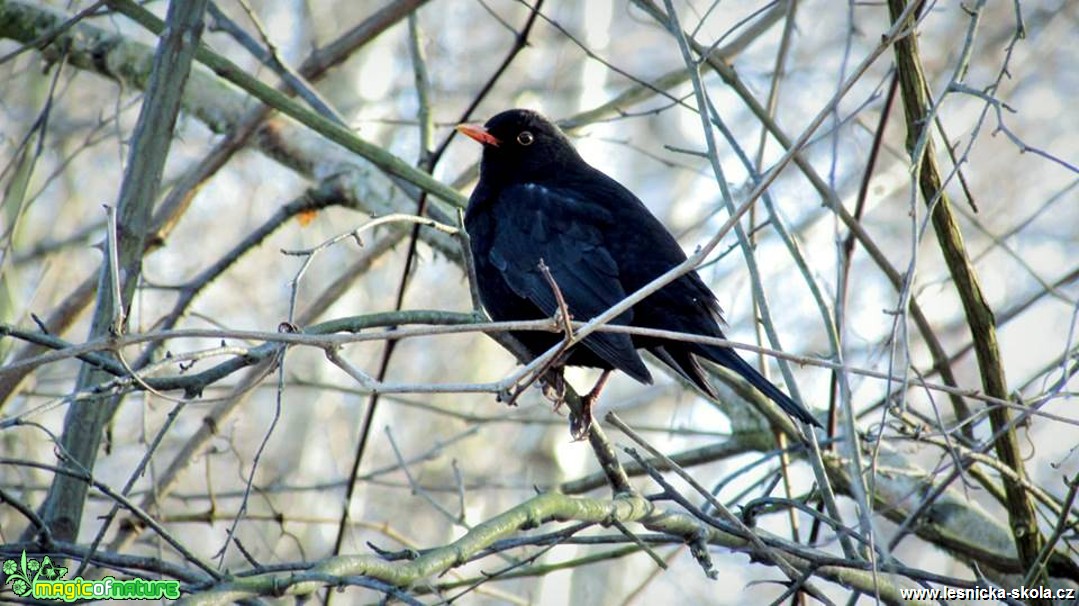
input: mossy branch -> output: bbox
[885,0,1048,595]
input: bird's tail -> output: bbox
[700,345,821,428]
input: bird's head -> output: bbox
[457,109,582,184]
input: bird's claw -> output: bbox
[568,369,611,440]
[538,370,566,409]
[569,404,593,441]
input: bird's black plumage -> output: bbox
[459,109,819,428]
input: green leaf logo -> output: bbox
[2,551,40,597]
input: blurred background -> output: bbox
[1,0,1076,603]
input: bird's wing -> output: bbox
[487,183,651,382]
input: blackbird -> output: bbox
[458,109,820,430]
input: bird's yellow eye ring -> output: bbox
[517,131,534,146]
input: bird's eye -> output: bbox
[516,131,534,146]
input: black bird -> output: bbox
[458,109,820,431]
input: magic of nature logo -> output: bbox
[3,551,180,601]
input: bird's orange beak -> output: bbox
[456,123,500,147]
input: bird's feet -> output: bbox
[569,369,613,441]
[538,368,567,409]
[569,395,594,441]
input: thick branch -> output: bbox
[29,0,212,543]
[885,0,1048,595]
